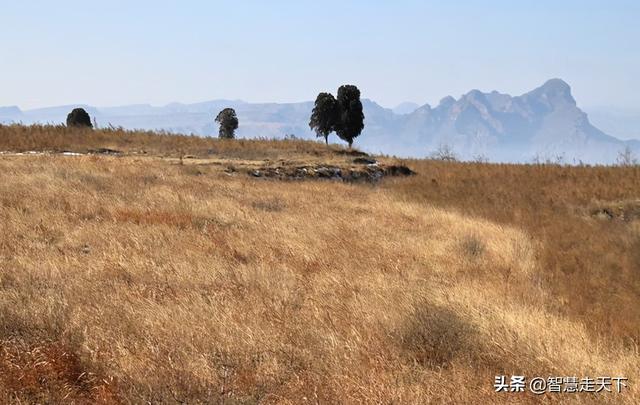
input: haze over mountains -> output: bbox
[586,106,640,141]
[1,79,638,163]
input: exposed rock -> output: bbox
[314,166,342,178]
[246,163,414,183]
[88,148,123,155]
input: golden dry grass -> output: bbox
[384,160,640,342]
[0,126,638,403]
[0,124,344,160]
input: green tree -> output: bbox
[66,108,93,128]
[335,85,364,148]
[215,108,239,139]
[309,92,338,144]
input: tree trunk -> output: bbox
[325,135,328,145]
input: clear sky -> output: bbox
[2,0,639,110]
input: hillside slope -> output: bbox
[0,127,639,403]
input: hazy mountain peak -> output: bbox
[393,102,420,115]
[462,89,489,105]
[439,96,456,107]
[526,78,576,107]
[465,89,484,97]
[541,78,571,92]
[0,106,24,123]
[0,106,22,114]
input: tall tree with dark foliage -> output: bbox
[215,108,239,139]
[309,92,339,144]
[335,85,364,148]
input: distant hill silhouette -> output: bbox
[3,79,638,163]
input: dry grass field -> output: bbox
[0,125,639,403]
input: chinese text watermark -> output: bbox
[494,375,628,395]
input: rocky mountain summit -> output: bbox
[383,78,627,162]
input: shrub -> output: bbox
[66,108,93,128]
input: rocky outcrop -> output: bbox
[249,163,415,182]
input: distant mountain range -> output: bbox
[1,79,638,163]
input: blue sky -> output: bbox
[2,0,639,110]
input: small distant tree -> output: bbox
[309,92,338,144]
[66,108,93,128]
[335,85,364,148]
[215,108,239,139]
[617,145,638,166]
[430,144,457,161]
[473,154,489,163]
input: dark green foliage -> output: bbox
[309,85,365,147]
[309,93,338,144]
[335,85,364,148]
[66,108,93,128]
[215,108,239,139]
